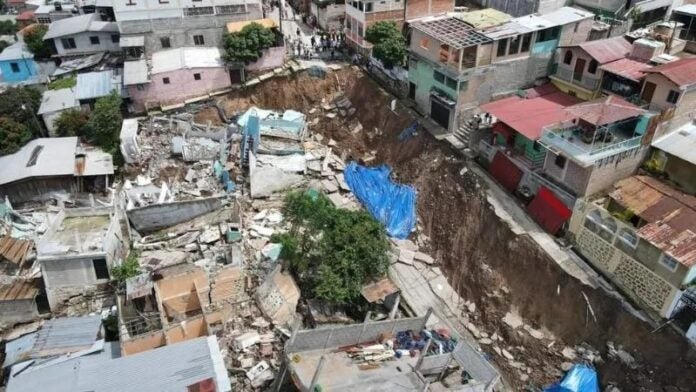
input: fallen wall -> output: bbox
[127,197,222,233]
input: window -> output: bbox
[194,73,201,80]
[520,33,531,53]
[667,90,681,104]
[111,34,120,43]
[163,77,170,84]
[563,50,572,65]
[10,62,19,73]
[26,146,43,167]
[554,154,566,168]
[459,80,468,91]
[37,16,51,24]
[61,38,77,49]
[533,141,541,151]
[496,38,507,57]
[446,77,457,90]
[184,6,214,16]
[574,22,579,33]
[160,37,171,49]
[136,84,145,91]
[660,254,679,272]
[616,228,638,248]
[433,70,445,83]
[420,38,429,50]
[365,2,373,12]
[216,5,244,14]
[537,26,560,43]
[90,36,100,45]
[508,36,520,55]
[588,59,598,74]
[193,35,205,46]
[93,258,109,280]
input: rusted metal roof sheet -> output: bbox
[0,236,33,267]
[600,58,651,82]
[566,95,645,126]
[569,36,631,64]
[644,58,696,88]
[361,277,399,303]
[610,176,696,267]
[0,280,38,301]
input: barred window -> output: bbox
[216,5,244,14]
[184,6,214,16]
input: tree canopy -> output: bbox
[365,21,407,69]
[222,22,276,63]
[54,109,88,137]
[85,91,122,152]
[0,87,42,138]
[0,117,31,155]
[272,190,390,303]
[0,20,16,35]
[24,24,52,60]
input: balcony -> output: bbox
[553,66,601,92]
[539,122,643,166]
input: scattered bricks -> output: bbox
[234,331,260,351]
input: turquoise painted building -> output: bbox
[0,42,39,85]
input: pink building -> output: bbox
[123,47,232,113]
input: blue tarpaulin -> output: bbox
[343,162,417,239]
[545,364,599,392]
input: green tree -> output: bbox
[111,250,141,285]
[273,190,390,303]
[0,87,42,137]
[0,20,17,35]
[54,109,88,137]
[365,21,406,68]
[48,75,76,90]
[85,91,122,152]
[0,117,31,155]
[222,22,276,63]
[24,24,52,60]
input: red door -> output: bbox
[489,151,523,193]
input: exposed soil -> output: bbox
[214,67,696,391]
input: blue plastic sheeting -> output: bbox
[344,162,417,239]
[545,364,599,392]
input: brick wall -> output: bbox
[405,0,454,20]
[584,147,647,196]
[614,252,676,316]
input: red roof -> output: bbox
[644,58,696,88]
[600,58,651,82]
[16,10,34,21]
[572,36,631,64]
[481,87,580,140]
[565,95,645,126]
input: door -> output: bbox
[573,58,586,82]
[408,82,416,100]
[642,81,656,103]
[430,99,451,130]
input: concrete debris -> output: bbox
[502,349,514,360]
[398,248,415,265]
[561,346,577,360]
[235,331,261,351]
[502,310,524,329]
[607,342,636,368]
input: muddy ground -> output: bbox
[204,67,696,391]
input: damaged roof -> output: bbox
[565,95,645,126]
[361,277,399,303]
[0,280,38,302]
[643,58,696,88]
[411,16,492,49]
[0,137,78,186]
[610,176,696,267]
[0,236,33,266]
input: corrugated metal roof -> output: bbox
[37,88,79,115]
[644,58,696,88]
[33,315,102,353]
[7,336,231,392]
[600,58,652,82]
[0,236,33,266]
[569,36,632,64]
[565,95,645,126]
[0,280,38,301]
[361,277,399,303]
[0,137,78,185]
[151,47,224,75]
[43,14,93,39]
[610,176,696,267]
[0,41,33,61]
[123,59,149,86]
[652,122,696,166]
[75,70,122,100]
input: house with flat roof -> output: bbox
[34,2,75,24]
[36,207,124,310]
[568,176,696,334]
[43,13,119,59]
[5,336,231,392]
[650,122,696,195]
[37,88,81,136]
[124,47,231,113]
[0,41,41,85]
[0,137,114,204]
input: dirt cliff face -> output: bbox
[213,68,696,390]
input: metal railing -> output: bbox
[554,66,601,91]
[539,123,643,163]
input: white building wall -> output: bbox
[53,31,120,57]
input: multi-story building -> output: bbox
[111,0,263,54]
[640,58,696,133]
[345,0,455,52]
[310,0,345,31]
[572,0,674,29]
[568,175,696,324]
[407,7,593,135]
[649,122,696,195]
[34,2,76,24]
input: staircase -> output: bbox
[445,119,475,152]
